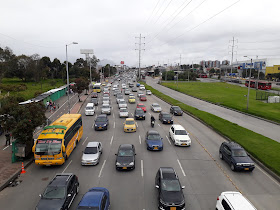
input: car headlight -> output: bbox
[103,124,107,126]
[236,163,242,166]
[129,162,134,166]
[250,163,255,166]
[160,198,168,206]
[57,157,63,160]
[116,162,121,166]
[136,115,139,117]
[94,124,98,127]
[163,119,167,121]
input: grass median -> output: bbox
[142,82,280,176]
[161,82,280,124]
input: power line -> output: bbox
[239,39,280,44]
[152,0,166,22]
[154,0,174,24]
[145,0,161,24]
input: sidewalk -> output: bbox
[0,92,90,191]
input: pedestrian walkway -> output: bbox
[0,92,90,191]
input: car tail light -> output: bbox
[217,197,219,200]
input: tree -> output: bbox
[0,97,46,149]
[72,78,88,101]
[154,68,160,76]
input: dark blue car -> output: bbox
[77,187,110,210]
[94,114,109,131]
[145,130,163,151]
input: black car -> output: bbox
[155,167,185,210]
[36,173,79,210]
[90,98,99,106]
[115,144,136,170]
[219,142,255,171]
[170,106,183,116]
[159,112,173,124]
[94,114,109,131]
[129,83,134,88]
[134,108,145,120]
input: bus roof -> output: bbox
[94,83,101,86]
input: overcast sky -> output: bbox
[1,0,279,67]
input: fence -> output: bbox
[256,90,280,102]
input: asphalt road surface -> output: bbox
[147,77,280,143]
[0,81,279,210]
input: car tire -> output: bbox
[230,163,235,171]
[219,152,223,160]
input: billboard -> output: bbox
[121,61,124,64]
[80,49,94,54]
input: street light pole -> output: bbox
[244,56,252,111]
[66,42,78,114]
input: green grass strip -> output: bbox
[142,82,280,176]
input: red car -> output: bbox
[137,103,146,112]
[139,95,147,101]
[91,92,98,98]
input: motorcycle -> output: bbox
[151,120,155,127]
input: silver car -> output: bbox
[118,99,127,108]
[101,104,111,115]
[151,103,162,112]
[119,108,129,118]
[81,142,102,165]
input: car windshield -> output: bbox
[96,117,107,122]
[102,105,110,109]
[153,104,160,107]
[163,114,171,118]
[78,207,99,210]
[138,105,145,107]
[86,107,94,110]
[35,139,62,155]
[232,149,248,157]
[147,134,161,140]
[173,107,181,111]
[120,109,128,112]
[119,101,126,104]
[175,130,187,135]
[118,149,134,157]
[42,186,66,199]
[84,147,97,154]
[91,99,97,102]
[126,120,135,125]
[161,180,181,192]
[136,110,144,114]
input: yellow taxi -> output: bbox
[128,96,136,104]
[124,118,137,132]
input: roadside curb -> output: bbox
[147,84,280,184]
[158,83,280,126]
[77,91,91,113]
[0,158,33,192]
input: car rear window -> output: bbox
[84,147,97,154]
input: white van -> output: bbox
[216,191,256,210]
[85,103,95,116]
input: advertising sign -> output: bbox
[121,61,124,64]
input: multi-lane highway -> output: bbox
[0,78,279,210]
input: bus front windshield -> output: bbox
[35,139,62,155]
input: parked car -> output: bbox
[81,142,102,165]
[137,103,146,112]
[77,187,110,210]
[169,124,191,146]
[155,167,185,210]
[101,104,111,115]
[94,114,109,131]
[219,142,255,171]
[36,173,79,210]
[134,108,145,120]
[90,98,98,106]
[115,144,136,170]
[118,99,128,109]
[139,95,147,101]
[216,191,256,210]
[146,90,152,95]
[123,118,137,132]
[170,106,183,116]
[151,103,162,112]
[159,112,173,124]
[119,108,129,118]
[145,130,163,151]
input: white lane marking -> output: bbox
[62,160,73,173]
[256,165,280,187]
[158,124,161,127]
[113,113,115,118]
[141,160,144,177]
[3,146,9,150]
[98,160,106,178]
[110,136,114,145]
[177,159,186,177]
[49,94,76,118]
[148,112,151,116]
[96,106,98,111]
[70,100,79,111]
[92,123,94,128]
[112,106,113,110]
[114,122,115,128]
[139,135,141,144]
[136,122,138,127]
[166,136,171,145]
[60,111,63,114]
[131,113,134,117]
[82,137,88,145]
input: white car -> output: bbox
[101,104,111,115]
[81,142,102,165]
[119,108,129,118]
[139,85,145,90]
[169,124,191,146]
[84,103,95,116]
[146,90,152,95]
[216,191,256,210]
[137,91,144,97]
[118,99,127,108]
[151,103,162,112]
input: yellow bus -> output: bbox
[93,83,101,93]
[33,114,83,166]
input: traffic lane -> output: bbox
[146,77,280,142]
[148,91,280,209]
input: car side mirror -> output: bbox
[67,194,71,197]
[39,194,42,197]
[135,153,136,155]
[115,154,117,155]
[182,186,185,189]
[155,185,159,189]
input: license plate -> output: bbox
[99,127,102,129]
[171,207,176,210]
[123,167,127,169]
[45,164,51,166]
[168,121,170,123]
[140,117,142,118]
[244,168,249,171]
[182,143,186,145]
[154,147,158,150]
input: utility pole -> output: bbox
[180,54,182,68]
[135,34,145,81]
[229,37,237,79]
